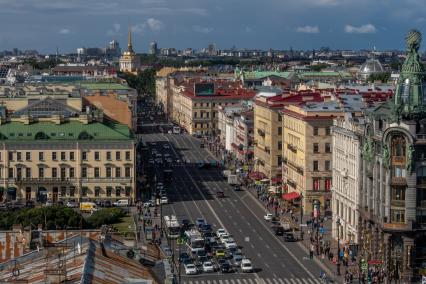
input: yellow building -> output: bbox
[119,28,140,74]
[253,95,285,180]
[0,98,135,204]
[282,102,343,213]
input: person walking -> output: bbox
[310,243,315,259]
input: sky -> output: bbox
[1,0,426,53]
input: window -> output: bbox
[60,168,66,179]
[8,168,13,178]
[52,152,57,161]
[278,115,282,122]
[325,177,332,191]
[61,152,66,161]
[325,127,331,136]
[394,166,406,178]
[213,102,216,107]
[106,151,111,160]
[392,187,406,201]
[116,187,121,197]
[17,152,22,161]
[82,151,87,161]
[391,209,405,223]
[278,141,282,150]
[313,143,319,153]
[94,151,100,161]
[106,167,112,178]
[325,143,331,153]
[69,168,75,178]
[94,167,100,178]
[313,178,320,191]
[26,168,31,178]
[8,152,13,161]
[325,160,331,171]
[82,187,88,197]
[125,151,131,161]
[313,127,319,136]
[313,161,319,171]
[39,167,44,178]
[52,168,57,178]
[194,112,197,118]
[116,167,121,178]
[16,168,22,180]
[213,111,216,118]
[125,167,131,178]
[116,151,121,160]
[95,187,101,197]
[70,152,75,161]
[69,186,75,197]
[25,152,31,161]
[39,152,44,161]
[125,186,131,197]
[278,127,282,135]
[277,155,282,167]
[81,167,87,178]
[106,186,112,197]
[60,187,66,197]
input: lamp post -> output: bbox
[336,218,341,276]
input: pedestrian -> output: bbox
[310,244,314,259]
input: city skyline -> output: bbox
[1,0,426,53]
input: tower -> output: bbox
[127,27,134,53]
[119,26,141,73]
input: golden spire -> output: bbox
[127,26,134,53]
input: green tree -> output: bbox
[86,208,126,228]
[368,72,391,83]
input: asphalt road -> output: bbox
[140,128,326,284]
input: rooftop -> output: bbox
[80,82,130,91]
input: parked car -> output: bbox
[66,200,78,208]
[264,213,273,221]
[202,261,215,273]
[184,263,197,275]
[241,258,253,273]
[216,228,227,238]
[25,200,35,208]
[274,226,284,236]
[283,232,296,242]
[195,218,207,227]
[160,196,168,204]
[113,199,129,207]
[143,201,154,208]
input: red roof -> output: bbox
[282,191,300,201]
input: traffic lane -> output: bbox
[167,134,213,163]
[190,170,311,279]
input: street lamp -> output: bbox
[336,218,341,276]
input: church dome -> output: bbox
[358,59,384,79]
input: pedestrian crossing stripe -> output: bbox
[183,278,322,284]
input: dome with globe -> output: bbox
[406,29,422,51]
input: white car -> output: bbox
[168,130,172,134]
[217,228,227,238]
[241,258,253,273]
[184,263,197,275]
[220,233,231,243]
[224,238,237,249]
[202,261,215,273]
[161,196,168,204]
[66,201,78,208]
[264,213,273,221]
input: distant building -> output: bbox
[119,28,141,74]
[149,41,158,55]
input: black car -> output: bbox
[283,232,296,242]
[233,185,241,191]
[274,226,284,236]
[182,219,191,229]
[179,252,191,263]
[220,262,232,273]
[200,224,212,233]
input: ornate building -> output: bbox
[119,28,140,74]
[357,30,426,282]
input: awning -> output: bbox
[271,177,282,184]
[282,191,300,201]
[248,171,267,181]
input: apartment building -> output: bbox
[0,98,135,204]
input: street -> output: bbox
[141,130,327,284]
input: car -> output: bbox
[25,200,35,208]
[284,232,296,242]
[224,238,237,249]
[150,142,157,147]
[200,224,212,233]
[264,213,273,221]
[143,201,154,208]
[45,200,53,207]
[160,196,168,204]
[179,252,191,263]
[216,191,225,198]
[241,258,253,273]
[113,199,129,207]
[203,232,217,243]
[232,254,243,267]
[184,263,197,275]
[66,200,78,208]
[195,218,207,227]
[155,158,163,164]
[101,200,112,207]
[215,249,226,258]
[216,228,227,238]
[198,163,211,169]
[159,190,166,196]
[202,261,215,273]
[220,261,232,273]
[156,183,164,189]
[182,219,191,229]
[219,233,230,243]
[168,130,172,134]
[233,184,241,191]
[274,226,284,236]
[175,159,181,164]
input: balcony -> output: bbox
[81,177,133,183]
[286,160,304,175]
[257,129,265,137]
[391,177,406,186]
[287,143,297,153]
[392,156,405,164]
[383,222,409,231]
[287,179,296,188]
[14,178,77,184]
[391,200,405,207]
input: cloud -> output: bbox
[146,18,163,31]
[58,28,70,34]
[131,23,146,34]
[192,25,213,33]
[344,24,377,34]
[107,23,121,36]
[296,25,320,33]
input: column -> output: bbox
[385,169,391,221]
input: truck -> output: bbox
[80,202,98,213]
[185,229,205,254]
[228,174,239,185]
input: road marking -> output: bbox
[290,279,297,284]
[257,253,261,258]
[259,236,263,241]
[295,279,303,284]
[277,279,285,284]
[281,263,286,268]
[265,244,270,249]
[251,244,255,249]
[283,279,291,284]
[273,253,277,258]
[272,279,280,284]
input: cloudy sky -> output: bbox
[1,0,426,53]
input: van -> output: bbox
[80,202,98,213]
[113,199,129,207]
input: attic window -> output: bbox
[10,133,14,136]
[69,133,73,136]
[27,133,32,136]
[51,133,56,136]
[78,131,93,140]
[35,132,49,140]
[18,133,23,137]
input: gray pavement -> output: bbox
[141,132,329,283]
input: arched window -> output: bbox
[78,131,92,140]
[34,132,49,140]
[392,135,406,157]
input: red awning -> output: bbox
[249,171,267,181]
[271,177,282,184]
[282,191,300,201]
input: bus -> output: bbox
[184,229,205,254]
[164,215,180,239]
[173,126,181,134]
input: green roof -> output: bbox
[80,83,130,91]
[0,121,132,142]
[242,71,292,80]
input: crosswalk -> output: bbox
[183,278,322,284]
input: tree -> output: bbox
[368,72,391,83]
[86,208,126,227]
